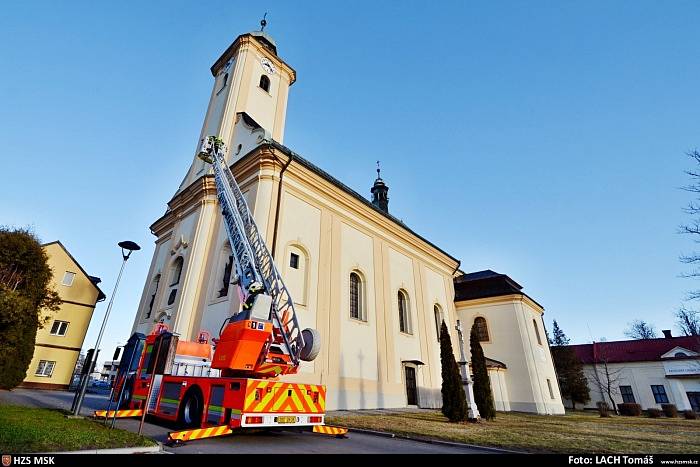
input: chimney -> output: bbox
[662,329,672,339]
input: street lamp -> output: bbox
[73,240,140,415]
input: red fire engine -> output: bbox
[98,137,344,443]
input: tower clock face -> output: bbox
[261,57,276,74]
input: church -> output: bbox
[129,26,565,415]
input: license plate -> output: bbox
[276,416,297,424]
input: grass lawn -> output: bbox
[326,409,700,454]
[0,404,156,453]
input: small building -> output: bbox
[454,270,565,415]
[21,242,105,390]
[100,360,120,382]
[561,333,700,412]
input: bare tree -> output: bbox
[676,307,700,336]
[588,343,624,414]
[680,150,700,300]
[624,320,657,340]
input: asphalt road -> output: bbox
[0,388,494,454]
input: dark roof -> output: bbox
[453,269,542,308]
[261,140,460,265]
[42,241,106,302]
[560,336,700,364]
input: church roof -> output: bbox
[453,269,542,307]
[561,336,700,364]
[262,140,460,265]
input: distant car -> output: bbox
[91,380,111,389]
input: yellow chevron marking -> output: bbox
[94,409,143,418]
[312,425,348,436]
[169,425,233,442]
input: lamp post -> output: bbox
[73,241,140,416]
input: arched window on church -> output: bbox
[259,74,270,93]
[350,271,365,321]
[533,319,543,345]
[217,244,233,298]
[398,290,411,334]
[434,304,443,341]
[474,317,489,342]
[218,73,228,93]
[167,256,184,306]
[144,274,161,319]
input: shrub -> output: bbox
[470,323,496,420]
[647,408,663,418]
[661,404,678,418]
[596,401,611,417]
[683,410,697,420]
[617,403,642,416]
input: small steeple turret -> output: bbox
[371,161,389,213]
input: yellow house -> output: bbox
[21,241,105,390]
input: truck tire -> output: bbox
[178,388,204,428]
[300,328,321,361]
[118,376,134,409]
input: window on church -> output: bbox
[533,319,542,345]
[259,74,270,93]
[350,272,365,321]
[474,317,489,342]
[218,73,228,94]
[398,290,411,334]
[434,305,443,341]
[145,274,160,319]
[290,253,299,269]
[167,257,184,306]
[547,379,555,399]
[218,255,234,298]
[170,257,184,286]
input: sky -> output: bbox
[2,1,699,368]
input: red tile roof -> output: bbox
[560,336,700,364]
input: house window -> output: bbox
[674,352,687,358]
[145,274,161,319]
[259,74,270,92]
[620,385,636,403]
[349,272,365,321]
[547,379,555,399]
[35,360,56,377]
[62,271,76,286]
[434,305,443,341]
[289,253,299,269]
[217,255,234,298]
[651,385,669,404]
[49,320,69,336]
[474,317,489,342]
[398,290,411,334]
[533,319,543,345]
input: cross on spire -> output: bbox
[260,12,268,31]
[376,160,381,179]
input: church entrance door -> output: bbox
[405,366,417,406]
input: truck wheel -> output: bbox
[300,328,321,361]
[118,377,134,409]
[178,388,203,428]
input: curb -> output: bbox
[52,443,164,455]
[346,427,524,454]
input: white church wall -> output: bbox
[276,192,322,376]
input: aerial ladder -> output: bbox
[98,136,344,443]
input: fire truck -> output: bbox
[98,136,345,443]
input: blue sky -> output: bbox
[2,1,699,365]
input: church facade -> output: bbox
[130,29,565,415]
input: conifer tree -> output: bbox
[549,321,590,409]
[470,322,495,420]
[439,321,467,422]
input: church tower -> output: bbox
[178,24,296,192]
[371,163,389,213]
[131,25,297,340]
